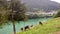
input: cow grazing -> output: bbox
[24,26,30,30]
[21,27,24,31]
[31,25,33,27]
[39,21,43,25]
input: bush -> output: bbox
[54,10,60,18]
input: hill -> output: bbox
[21,0,59,12]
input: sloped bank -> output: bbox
[17,17,60,34]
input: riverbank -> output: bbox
[17,17,60,34]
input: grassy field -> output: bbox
[17,17,60,34]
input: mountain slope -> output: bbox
[21,0,59,11]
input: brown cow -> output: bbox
[30,25,33,27]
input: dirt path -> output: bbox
[53,31,60,34]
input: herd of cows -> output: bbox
[20,21,43,31]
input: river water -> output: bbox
[0,17,51,34]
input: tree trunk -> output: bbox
[13,21,16,34]
[11,0,16,34]
[12,12,16,34]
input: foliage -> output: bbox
[8,0,27,21]
[0,0,27,25]
[0,0,9,26]
[0,0,27,34]
[54,10,60,18]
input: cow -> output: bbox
[30,25,33,27]
[20,27,24,31]
[24,25,30,30]
[39,21,43,25]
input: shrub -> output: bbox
[54,10,60,18]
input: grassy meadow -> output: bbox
[17,17,60,34]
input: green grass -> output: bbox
[17,17,60,34]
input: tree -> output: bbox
[0,0,27,34]
[10,0,27,34]
[0,0,9,26]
